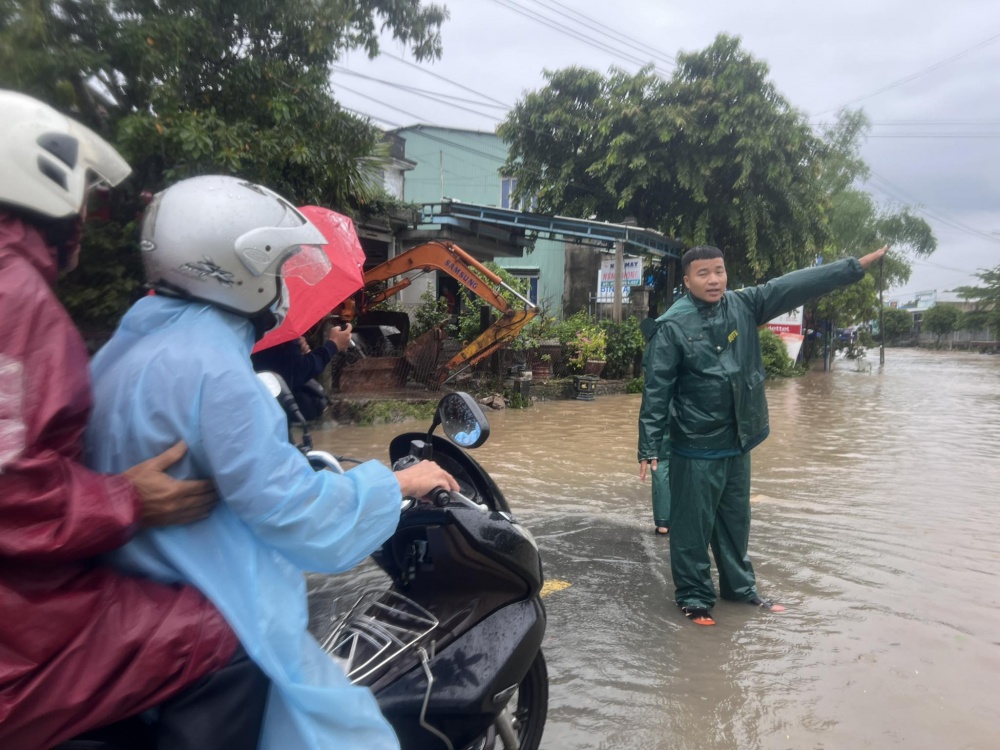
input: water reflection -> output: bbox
[311,349,1000,749]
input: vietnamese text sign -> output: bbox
[765,307,803,336]
[596,257,644,303]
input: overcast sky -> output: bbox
[333,0,1000,299]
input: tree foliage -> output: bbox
[497,66,676,229]
[662,36,828,283]
[921,304,961,342]
[881,306,915,341]
[954,264,1000,332]
[808,110,936,337]
[0,0,447,328]
[499,34,830,286]
[499,36,940,328]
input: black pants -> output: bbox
[55,646,270,750]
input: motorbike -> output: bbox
[60,379,548,750]
[292,383,549,750]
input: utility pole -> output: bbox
[612,239,624,323]
[879,256,885,367]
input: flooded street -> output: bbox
[312,348,1000,749]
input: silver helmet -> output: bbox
[140,175,330,321]
[0,89,131,219]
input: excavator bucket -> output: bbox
[436,308,538,385]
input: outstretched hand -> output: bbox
[858,245,889,269]
[639,458,658,482]
[124,441,218,527]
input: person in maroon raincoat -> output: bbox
[0,91,269,749]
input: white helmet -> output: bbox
[140,175,330,322]
[0,89,131,219]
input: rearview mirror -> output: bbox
[437,392,490,449]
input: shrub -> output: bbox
[552,311,605,374]
[600,317,646,379]
[410,288,450,339]
[759,327,798,378]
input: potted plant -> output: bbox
[531,353,553,379]
[567,328,607,376]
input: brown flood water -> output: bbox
[312,348,1000,750]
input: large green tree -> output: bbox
[0,0,447,329]
[496,65,676,229]
[661,35,828,283]
[499,34,830,286]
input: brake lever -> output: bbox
[432,488,488,513]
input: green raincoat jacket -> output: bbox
[638,257,864,461]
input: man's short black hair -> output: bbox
[682,245,724,273]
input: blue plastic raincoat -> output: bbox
[85,296,402,750]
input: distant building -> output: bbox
[388,125,566,315]
[888,289,996,348]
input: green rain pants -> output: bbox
[651,437,671,528]
[668,452,758,610]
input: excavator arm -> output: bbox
[361,241,538,383]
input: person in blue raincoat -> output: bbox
[85,176,458,750]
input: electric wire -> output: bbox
[814,30,1000,116]
[867,171,1000,246]
[333,82,434,126]
[909,257,982,275]
[486,0,672,77]
[381,51,513,109]
[529,0,676,67]
[332,67,509,111]
[341,100,508,164]
[868,133,1000,138]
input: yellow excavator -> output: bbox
[354,241,538,385]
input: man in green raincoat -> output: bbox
[638,244,887,625]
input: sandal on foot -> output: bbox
[654,525,669,536]
[681,607,716,626]
[748,597,786,613]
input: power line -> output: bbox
[868,171,1000,246]
[868,133,1000,138]
[344,101,509,168]
[381,51,513,109]
[487,0,672,77]
[333,82,433,125]
[814,30,1000,116]
[909,257,981,275]
[332,67,509,112]
[335,74,501,123]
[529,0,676,67]
[870,119,1000,126]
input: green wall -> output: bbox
[395,126,565,316]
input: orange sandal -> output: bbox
[681,607,716,626]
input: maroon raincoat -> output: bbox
[0,213,237,749]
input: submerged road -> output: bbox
[311,348,1000,749]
